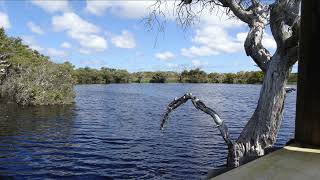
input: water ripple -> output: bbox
[0,84,296,179]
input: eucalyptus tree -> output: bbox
[152,0,300,167]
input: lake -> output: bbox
[0,84,296,179]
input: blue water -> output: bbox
[0,84,296,179]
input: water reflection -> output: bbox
[0,103,75,178]
[0,103,74,136]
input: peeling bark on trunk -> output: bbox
[227,53,291,167]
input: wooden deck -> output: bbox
[211,144,320,180]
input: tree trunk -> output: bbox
[227,53,291,167]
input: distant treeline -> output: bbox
[73,67,298,84]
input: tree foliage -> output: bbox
[72,67,297,85]
[181,68,208,83]
[0,28,75,106]
[150,72,167,83]
[73,67,131,84]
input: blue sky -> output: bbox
[0,0,297,73]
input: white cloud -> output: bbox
[85,1,111,16]
[111,30,136,49]
[47,48,66,57]
[0,12,10,29]
[197,7,244,29]
[22,36,66,57]
[79,49,91,55]
[155,51,175,60]
[69,32,107,51]
[61,42,71,49]
[85,1,247,58]
[192,26,243,54]
[30,0,70,13]
[27,21,44,35]
[85,1,155,19]
[179,6,248,58]
[22,35,44,51]
[236,31,277,50]
[236,32,247,42]
[80,59,108,67]
[52,12,99,34]
[191,59,208,68]
[52,12,107,52]
[180,25,244,58]
[181,46,218,58]
[166,63,178,68]
[262,33,277,49]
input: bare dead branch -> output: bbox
[160,93,233,146]
[0,53,13,60]
[219,0,254,24]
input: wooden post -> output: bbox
[295,0,320,146]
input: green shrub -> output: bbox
[183,68,208,83]
[0,28,75,105]
[1,62,75,106]
[150,72,166,83]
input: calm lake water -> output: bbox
[0,84,296,179]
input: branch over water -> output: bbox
[160,93,233,147]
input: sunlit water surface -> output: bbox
[0,84,296,179]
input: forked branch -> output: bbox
[160,89,295,147]
[160,93,234,146]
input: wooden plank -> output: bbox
[212,144,320,180]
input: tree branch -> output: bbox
[160,93,234,146]
[175,0,255,26]
[284,15,300,67]
[251,0,259,7]
[244,22,272,72]
[270,0,300,67]
[270,0,300,48]
[0,53,13,60]
[218,0,254,24]
[211,1,273,72]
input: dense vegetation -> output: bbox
[72,67,297,84]
[0,28,75,105]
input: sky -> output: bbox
[0,0,297,73]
